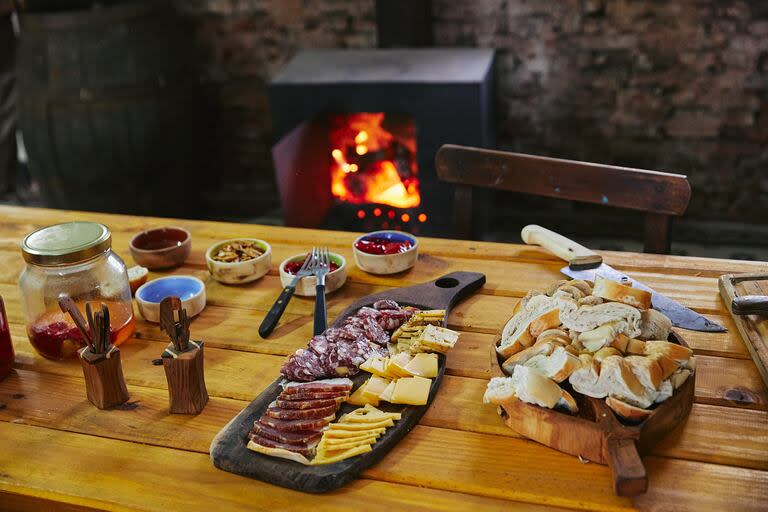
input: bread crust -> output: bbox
[644,340,693,363]
[593,276,652,310]
[624,355,664,391]
[639,309,673,341]
[605,396,652,422]
[529,308,562,338]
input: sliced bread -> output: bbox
[593,276,652,310]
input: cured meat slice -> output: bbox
[257,414,335,432]
[282,378,353,394]
[274,397,342,409]
[247,433,318,458]
[265,403,338,420]
[373,299,400,310]
[280,348,327,382]
[362,316,390,346]
[377,309,412,330]
[277,391,350,401]
[251,423,323,445]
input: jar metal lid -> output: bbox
[21,222,112,265]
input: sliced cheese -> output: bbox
[404,353,438,378]
[378,380,397,403]
[340,407,401,423]
[387,352,413,378]
[347,379,378,406]
[310,444,372,465]
[323,427,386,439]
[391,376,432,405]
[319,435,378,450]
[327,418,394,430]
[361,375,391,402]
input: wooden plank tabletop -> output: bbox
[0,205,766,511]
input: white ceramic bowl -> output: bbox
[205,238,272,285]
[353,230,418,275]
[279,252,347,296]
[135,276,207,323]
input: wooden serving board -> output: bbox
[210,271,486,492]
[491,331,694,497]
[719,273,768,388]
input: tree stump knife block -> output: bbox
[159,296,208,415]
[79,348,130,409]
[162,343,209,414]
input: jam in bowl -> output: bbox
[352,231,418,275]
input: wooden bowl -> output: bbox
[205,238,272,285]
[352,231,418,275]
[491,331,694,497]
[129,227,191,270]
[278,252,347,296]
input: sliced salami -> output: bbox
[373,299,400,310]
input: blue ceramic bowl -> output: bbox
[135,276,206,323]
[352,230,419,275]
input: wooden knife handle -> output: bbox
[521,225,603,269]
[606,437,648,497]
[732,295,768,316]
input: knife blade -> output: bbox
[521,224,726,333]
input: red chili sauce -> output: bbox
[354,237,413,255]
[284,256,340,275]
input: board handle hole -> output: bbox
[435,277,459,288]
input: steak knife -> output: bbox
[521,225,726,333]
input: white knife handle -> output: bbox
[521,225,603,269]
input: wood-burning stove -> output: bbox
[269,48,494,236]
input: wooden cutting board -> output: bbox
[491,331,695,497]
[209,271,486,492]
[719,273,768,389]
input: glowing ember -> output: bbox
[329,113,420,209]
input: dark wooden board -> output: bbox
[491,330,694,496]
[210,271,486,492]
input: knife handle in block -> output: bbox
[732,295,768,316]
[521,225,603,270]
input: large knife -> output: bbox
[521,225,726,333]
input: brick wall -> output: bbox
[179,0,768,224]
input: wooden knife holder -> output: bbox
[79,349,130,409]
[163,345,209,414]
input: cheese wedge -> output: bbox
[310,444,372,465]
[404,353,438,378]
[361,375,391,402]
[387,352,413,378]
[391,376,432,405]
[379,380,396,403]
[323,427,386,439]
[328,419,394,430]
[347,379,379,406]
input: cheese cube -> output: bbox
[391,376,432,405]
[420,325,460,348]
[361,375,391,402]
[404,353,438,378]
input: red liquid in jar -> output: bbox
[27,300,135,360]
[0,296,14,380]
[354,237,413,255]
[284,257,340,275]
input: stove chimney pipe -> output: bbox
[375,0,432,48]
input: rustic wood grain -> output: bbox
[79,349,130,410]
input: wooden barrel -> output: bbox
[17,1,211,215]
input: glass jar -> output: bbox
[19,222,135,360]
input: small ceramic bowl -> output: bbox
[129,227,191,270]
[353,230,418,275]
[205,238,272,285]
[135,276,206,323]
[279,252,347,296]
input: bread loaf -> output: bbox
[498,295,576,359]
[638,309,673,341]
[593,276,652,310]
[561,301,642,339]
[523,346,581,383]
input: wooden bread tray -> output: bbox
[719,273,768,388]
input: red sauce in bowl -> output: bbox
[355,237,413,255]
[284,256,340,275]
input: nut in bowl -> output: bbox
[206,239,272,285]
[279,252,347,296]
[353,230,418,275]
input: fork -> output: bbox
[258,251,315,338]
[313,247,330,336]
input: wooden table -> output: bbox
[0,205,766,511]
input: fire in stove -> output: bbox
[328,113,420,210]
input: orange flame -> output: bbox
[329,113,420,209]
